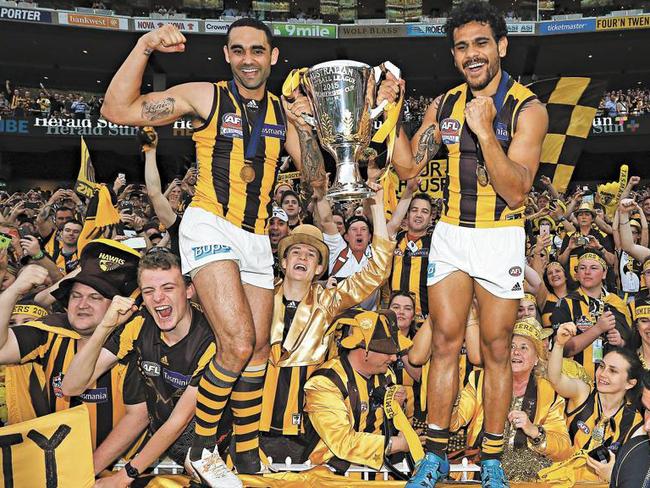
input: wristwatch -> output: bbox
[124,462,140,479]
[530,425,546,446]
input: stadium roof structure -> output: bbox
[1,19,650,95]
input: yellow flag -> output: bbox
[0,405,94,488]
[75,137,99,199]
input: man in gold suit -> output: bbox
[259,183,396,460]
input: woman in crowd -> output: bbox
[389,291,425,424]
[632,301,650,370]
[538,261,575,328]
[449,317,573,482]
[541,322,644,483]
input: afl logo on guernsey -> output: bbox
[440,118,461,145]
[220,113,243,138]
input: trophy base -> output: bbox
[326,182,375,202]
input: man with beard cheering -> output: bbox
[383,2,550,487]
[101,18,325,487]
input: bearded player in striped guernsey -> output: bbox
[379,1,549,486]
[101,18,327,488]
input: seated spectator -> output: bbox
[389,291,426,424]
[303,309,416,472]
[451,317,573,482]
[0,242,147,474]
[538,261,575,328]
[632,300,650,371]
[388,186,433,320]
[558,201,615,283]
[10,299,50,326]
[596,370,650,487]
[550,252,631,380]
[542,324,643,484]
[260,187,394,462]
[268,207,289,277]
[280,190,302,229]
[61,248,225,484]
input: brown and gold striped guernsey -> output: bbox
[191,81,286,235]
[12,314,142,449]
[567,388,642,452]
[437,76,537,228]
[390,230,432,317]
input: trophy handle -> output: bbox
[281,67,316,127]
[369,61,402,119]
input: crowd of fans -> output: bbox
[0,81,103,120]
[599,88,650,117]
[0,116,649,485]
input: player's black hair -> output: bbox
[226,18,274,47]
[445,1,508,46]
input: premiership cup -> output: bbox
[300,60,401,201]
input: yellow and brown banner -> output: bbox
[0,405,94,488]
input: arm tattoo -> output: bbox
[297,127,326,194]
[141,97,175,121]
[415,125,440,165]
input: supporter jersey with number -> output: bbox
[191,81,286,235]
[104,304,216,430]
[390,230,432,317]
[12,314,143,448]
[436,77,536,228]
[566,388,642,452]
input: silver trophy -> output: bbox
[300,60,401,201]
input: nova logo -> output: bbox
[141,361,161,377]
[192,245,232,260]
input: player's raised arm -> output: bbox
[101,25,212,127]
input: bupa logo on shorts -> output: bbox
[495,122,509,141]
[440,118,461,145]
[141,361,161,377]
[162,368,192,389]
[220,112,243,138]
[576,420,590,435]
[192,244,232,260]
[427,262,436,278]
[79,387,108,403]
[509,266,522,277]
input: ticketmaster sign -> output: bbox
[539,18,596,35]
[271,22,336,38]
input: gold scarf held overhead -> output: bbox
[597,164,628,219]
[383,385,425,462]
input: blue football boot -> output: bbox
[405,452,450,488]
[480,459,510,487]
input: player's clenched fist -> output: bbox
[139,25,187,54]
